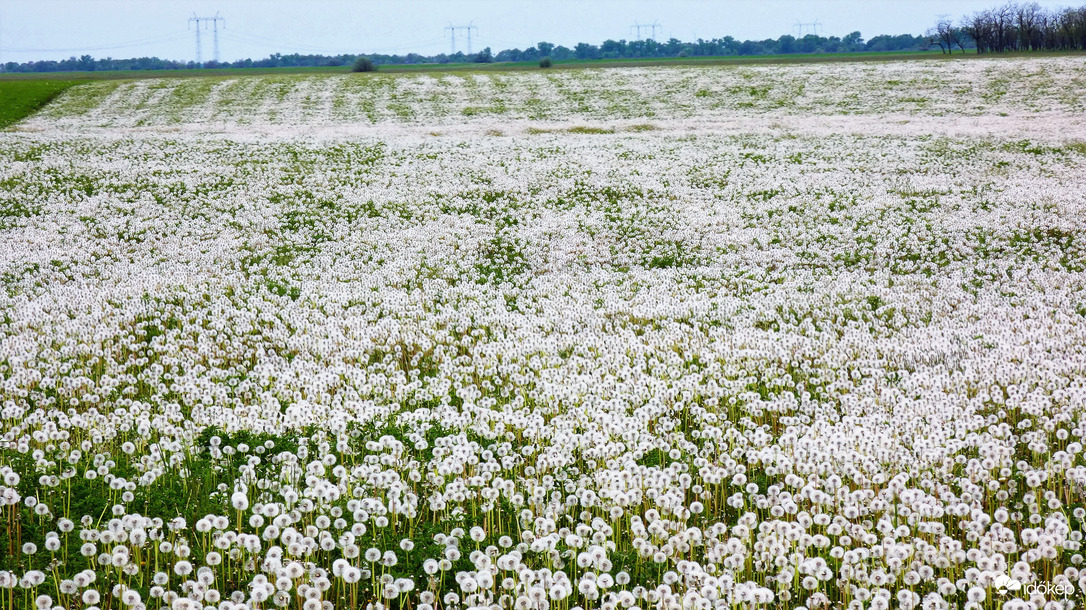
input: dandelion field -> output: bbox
[2,57,1086,610]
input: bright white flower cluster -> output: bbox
[1,57,1085,610]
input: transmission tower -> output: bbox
[793,20,821,37]
[629,21,662,41]
[462,22,479,54]
[445,24,456,54]
[188,12,225,64]
[444,22,479,54]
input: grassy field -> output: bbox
[19,56,1084,130]
[0,79,78,128]
[6,48,1070,83]
[0,50,956,130]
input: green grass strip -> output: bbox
[0,79,78,128]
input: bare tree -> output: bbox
[935,18,966,53]
[994,4,1016,51]
[1016,2,1042,50]
[962,10,994,53]
[1073,7,1086,48]
[951,2,1086,54]
[927,27,949,54]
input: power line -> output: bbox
[472,35,526,49]
[629,21,661,41]
[793,20,822,37]
[0,32,190,54]
[444,22,478,54]
[376,38,452,53]
[220,31,359,55]
[188,12,225,65]
[220,30,447,56]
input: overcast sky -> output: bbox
[1,0,1078,64]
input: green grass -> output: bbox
[0,80,78,128]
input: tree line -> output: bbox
[489,32,926,62]
[929,1,1086,53]
[1,32,927,74]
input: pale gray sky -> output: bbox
[0,0,1077,64]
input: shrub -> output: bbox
[351,56,376,73]
[539,56,553,68]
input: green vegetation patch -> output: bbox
[0,80,78,128]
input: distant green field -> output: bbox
[3,49,1085,84]
[0,48,1021,83]
[2,49,1083,83]
[0,80,78,127]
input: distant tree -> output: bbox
[777,34,797,54]
[473,47,493,63]
[351,56,376,72]
[1051,7,1086,49]
[600,39,627,58]
[537,42,555,57]
[842,31,864,51]
[938,19,966,53]
[539,56,553,68]
[994,4,1016,51]
[738,39,760,55]
[574,42,599,59]
[1016,2,1046,49]
[954,2,1086,54]
[927,27,946,53]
